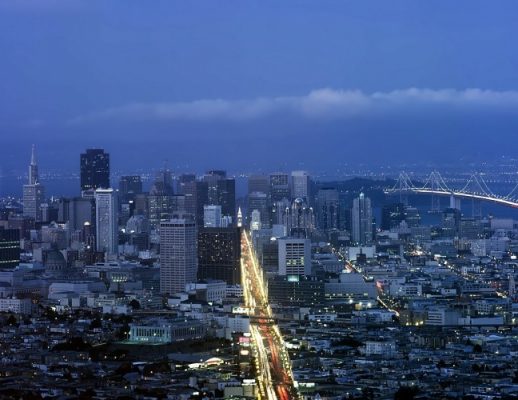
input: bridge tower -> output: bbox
[425,171,450,214]
[392,172,414,206]
[459,173,494,218]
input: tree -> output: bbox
[129,299,141,310]
[89,318,102,329]
[394,386,419,400]
[6,314,18,326]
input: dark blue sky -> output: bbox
[1,0,518,173]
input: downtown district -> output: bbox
[0,147,518,399]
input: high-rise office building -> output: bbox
[352,192,373,245]
[160,216,197,294]
[147,169,177,229]
[154,167,174,195]
[316,188,340,231]
[248,191,270,228]
[95,189,118,257]
[284,198,315,238]
[291,171,311,202]
[442,208,461,238]
[381,203,406,231]
[278,237,311,277]
[59,197,96,232]
[0,228,20,269]
[23,145,45,222]
[183,181,209,228]
[270,172,290,202]
[204,205,222,228]
[177,174,196,194]
[197,227,241,285]
[80,149,110,191]
[119,176,142,202]
[248,175,270,196]
[250,210,262,231]
[204,170,226,204]
[217,178,236,219]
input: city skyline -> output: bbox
[2,2,518,399]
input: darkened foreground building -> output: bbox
[80,148,110,191]
[197,227,241,285]
[268,275,324,306]
[0,228,20,269]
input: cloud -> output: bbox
[68,88,518,125]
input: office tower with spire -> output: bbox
[23,145,45,222]
[95,188,118,258]
[80,148,110,192]
[352,192,373,245]
[237,207,243,228]
[160,215,197,294]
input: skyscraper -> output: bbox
[278,237,311,277]
[270,172,290,202]
[204,205,222,228]
[80,149,110,191]
[160,216,198,294]
[147,168,176,229]
[95,189,118,258]
[197,227,241,285]
[284,198,314,238]
[204,170,226,204]
[119,175,142,202]
[0,228,20,269]
[248,191,270,228]
[291,171,311,202]
[177,173,196,194]
[183,180,209,228]
[248,175,270,196]
[216,178,236,218]
[316,187,339,231]
[23,145,45,222]
[381,203,406,231]
[352,192,373,245]
[28,144,38,185]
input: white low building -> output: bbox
[0,298,32,314]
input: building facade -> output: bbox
[80,148,110,191]
[197,227,241,285]
[352,192,373,245]
[95,189,118,257]
[160,216,198,294]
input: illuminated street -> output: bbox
[241,230,299,400]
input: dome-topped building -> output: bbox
[44,248,67,275]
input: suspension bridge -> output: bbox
[385,171,518,209]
